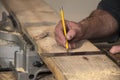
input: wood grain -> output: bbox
[1,0,120,80]
[50,55,120,80]
[0,72,16,80]
[0,72,55,80]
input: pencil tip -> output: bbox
[61,6,63,10]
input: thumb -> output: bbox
[109,45,120,54]
[66,29,76,40]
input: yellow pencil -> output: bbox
[60,7,69,51]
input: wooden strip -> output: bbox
[0,72,16,80]
[1,0,120,80]
[50,55,120,80]
[0,71,55,80]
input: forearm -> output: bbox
[79,9,119,40]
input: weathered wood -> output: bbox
[49,55,120,80]
[1,0,120,80]
[0,72,16,80]
[0,72,55,80]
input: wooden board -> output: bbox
[1,0,120,80]
[0,72,16,80]
[0,71,55,80]
[48,55,120,80]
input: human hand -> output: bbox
[110,45,120,54]
[55,20,86,49]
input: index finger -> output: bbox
[55,21,66,46]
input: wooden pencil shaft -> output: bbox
[60,8,69,50]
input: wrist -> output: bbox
[78,19,93,39]
[78,9,119,40]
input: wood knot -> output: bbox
[34,32,49,41]
[83,56,89,61]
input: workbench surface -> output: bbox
[0,72,16,80]
[0,72,55,80]
[0,0,120,80]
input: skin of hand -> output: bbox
[55,9,119,54]
[110,46,120,54]
[55,20,87,49]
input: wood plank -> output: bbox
[0,72,16,80]
[0,72,56,80]
[48,55,120,80]
[1,0,120,80]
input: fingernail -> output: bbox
[66,35,73,40]
[66,35,70,40]
[110,47,118,54]
[109,49,115,54]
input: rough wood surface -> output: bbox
[49,55,120,80]
[0,72,16,80]
[1,0,120,80]
[0,72,55,80]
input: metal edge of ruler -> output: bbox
[40,51,104,57]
